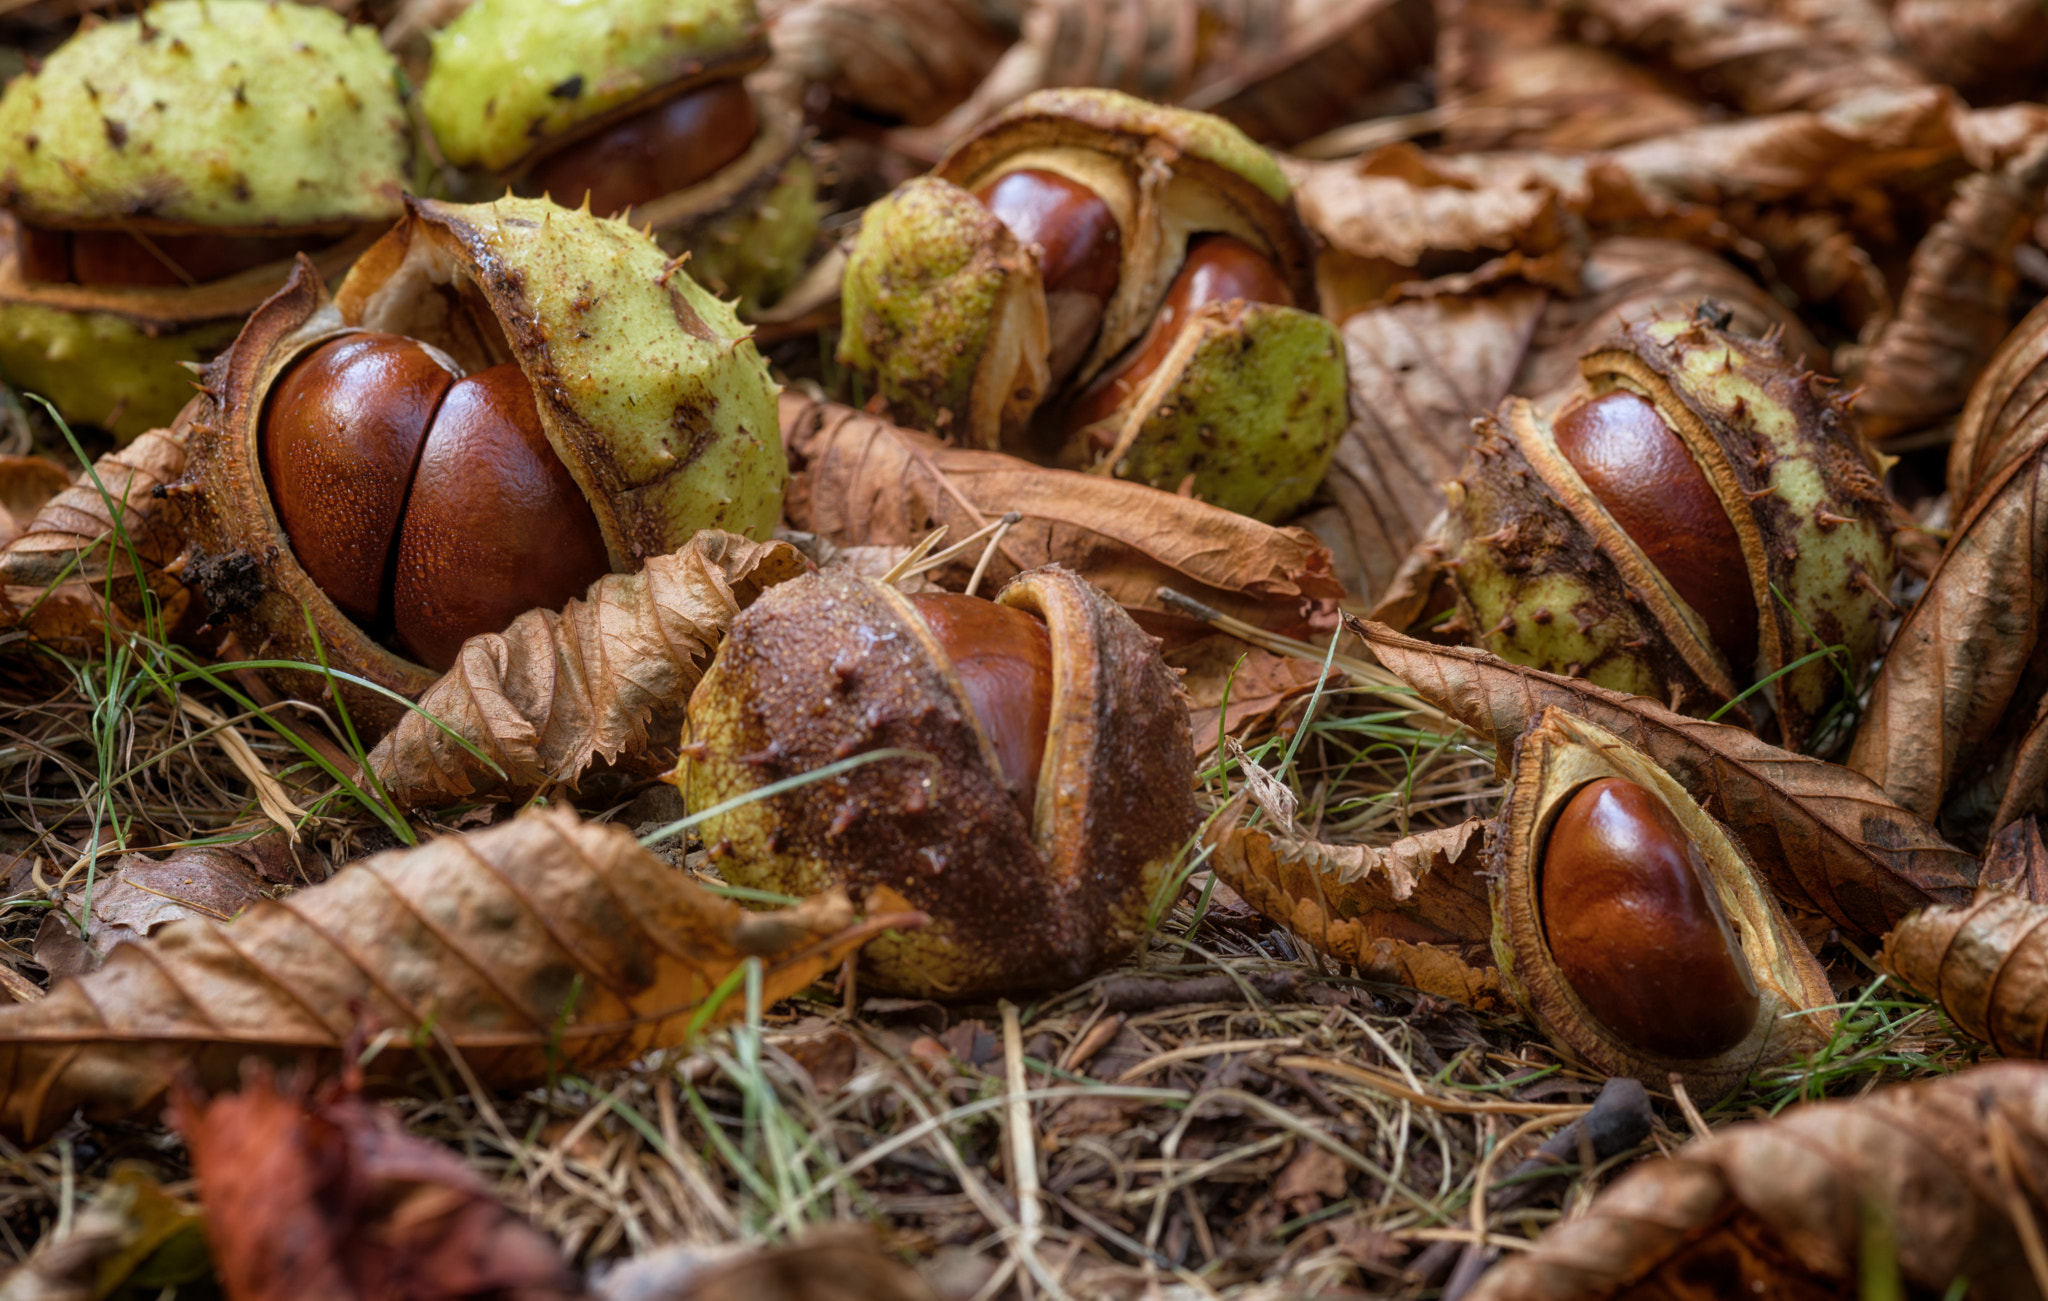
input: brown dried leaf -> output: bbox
[0,422,189,609]
[1949,291,2048,508]
[0,807,905,1143]
[780,394,1342,640]
[169,1066,584,1301]
[1891,0,2048,104]
[1884,890,2048,1059]
[1848,396,2048,842]
[1466,1062,2048,1300]
[1560,0,1923,115]
[0,455,72,547]
[367,531,808,809]
[597,1229,939,1301]
[1207,800,1503,1007]
[1168,637,1328,757]
[32,845,269,979]
[1982,815,2048,904]
[1354,620,1977,939]
[1848,136,2048,442]
[0,1165,207,1301]
[763,0,1014,127]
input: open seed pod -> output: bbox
[0,0,410,441]
[421,0,820,314]
[1493,707,1836,1101]
[681,565,1199,999]
[179,194,787,733]
[837,88,1346,523]
[1442,304,1897,750]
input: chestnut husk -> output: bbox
[178,195,787,733]
[680,565,1199,999]
[1494,707,1836,1101]
[838,88,1345,523]
[1444,307,1896,749]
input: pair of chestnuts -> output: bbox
[682,565,1199,1000]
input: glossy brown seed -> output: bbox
[66,229,316,286]
[1553,390,1758,671]
[1541,777,1761,1060]
[526,79,759,218]
[261,333,456,628]
[1065,233,1293,437]
[974,169,1122,386]
[910,592,1054,812]
[391,363,610,671]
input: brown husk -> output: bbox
[1355,619,1978,941]
[367,531,807,809]
[0,807,905,1143]
[779,394,1342,642]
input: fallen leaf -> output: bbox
[1889,0,2048,103]
[32,846,269,978]
[1273,1141,1349,1209]
[0,455,73,547]
[1168,636,1329,756]
[780,394,1343,641]
[367,531,809,809]
[597,1229,940,1301]
[1354,619,1978,939]
[0,1164,209,1301]
[1981,815,2048,904]
[1884,889,2048,1059]
[0,807,912,1142]
[764,0,1013,128]
[169,1065,583,1301]
[1465,1062,2048,1300]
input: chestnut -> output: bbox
[907,592,1054,811]
[260,339,609,673]
[1065,234,1295,437]
[1553,390,1758,671]
[1540,777,1761,1060]
[973,169,1123,387]
[525,80,761,220]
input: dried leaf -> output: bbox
[0,455,72,547]
[780,394,1342,641]
[1168,637,1328,757]
[1982,815,2048,904]
[367,531,808,809]
[1465,1062,2048,1300]
[764,0,1014,127]
[0,807,906,1142]
[1354,620,1977,939]
[32,845,269,979]
[597,1229,940,1301]
[1848,386,2048,842]
[0,1165,208,1301]
[1890,0,2048,104]
[1207,800,1502,1007]
[1949,290,2048,509]
[169,1066,583,1301]
[1885,890,2048,1059]
[1847,136,2048,442]
[1561,0,1924,115]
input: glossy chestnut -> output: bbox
[908,592,1054,811]
[1066,234,1293,437]
[525,80,760,219]
[973,169,1122,387]
[261,333,456,627]
[1553,389,1757,671]
[19,225,330,287]
[1540,777,1761,1059]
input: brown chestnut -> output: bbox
[1553,390,1757,671]
[973,169,1122,387]
[261,333,456,627]
[908,592,1054,811]
[525,80,760,219]
[21,226,322,287]
[1065,234,1293,436]
[391,363,610,671]
[1540,777,1761,1060]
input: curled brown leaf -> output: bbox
[780,394,1342,640]
[764,0,1015,127]
[366,531,807,809]
[1466,1061,2048,1300]
[0,807,908,1143]
[1890,0,2048,104]
[1354,619,1977,939]
[1884,890,2048,1059]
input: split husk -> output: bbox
[1492,707,1835,1101]
[1466,1061,2048,1300]
[178,195,787,734]
[0,807,905,1144]
[1355,619,1978,941]
[682,565,1198,999]
[367,531,808,809]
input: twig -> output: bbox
[963,512,1023,598]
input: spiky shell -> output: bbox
[1580,313,1897,749]
[1493,708,1836,1102]
[0,0,407,230]
[179,196,786,732]
[681,566,1199,999]
[0,301,235,441]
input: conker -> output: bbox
[974,169,1122,387]
[1552,390,1757,671]
[1540,777,1761,1059]
[261,338,610,674]
[18,225,334,287]
[1066,234,1293,435]
[525,80,760,219]
[908,592,1054,811]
